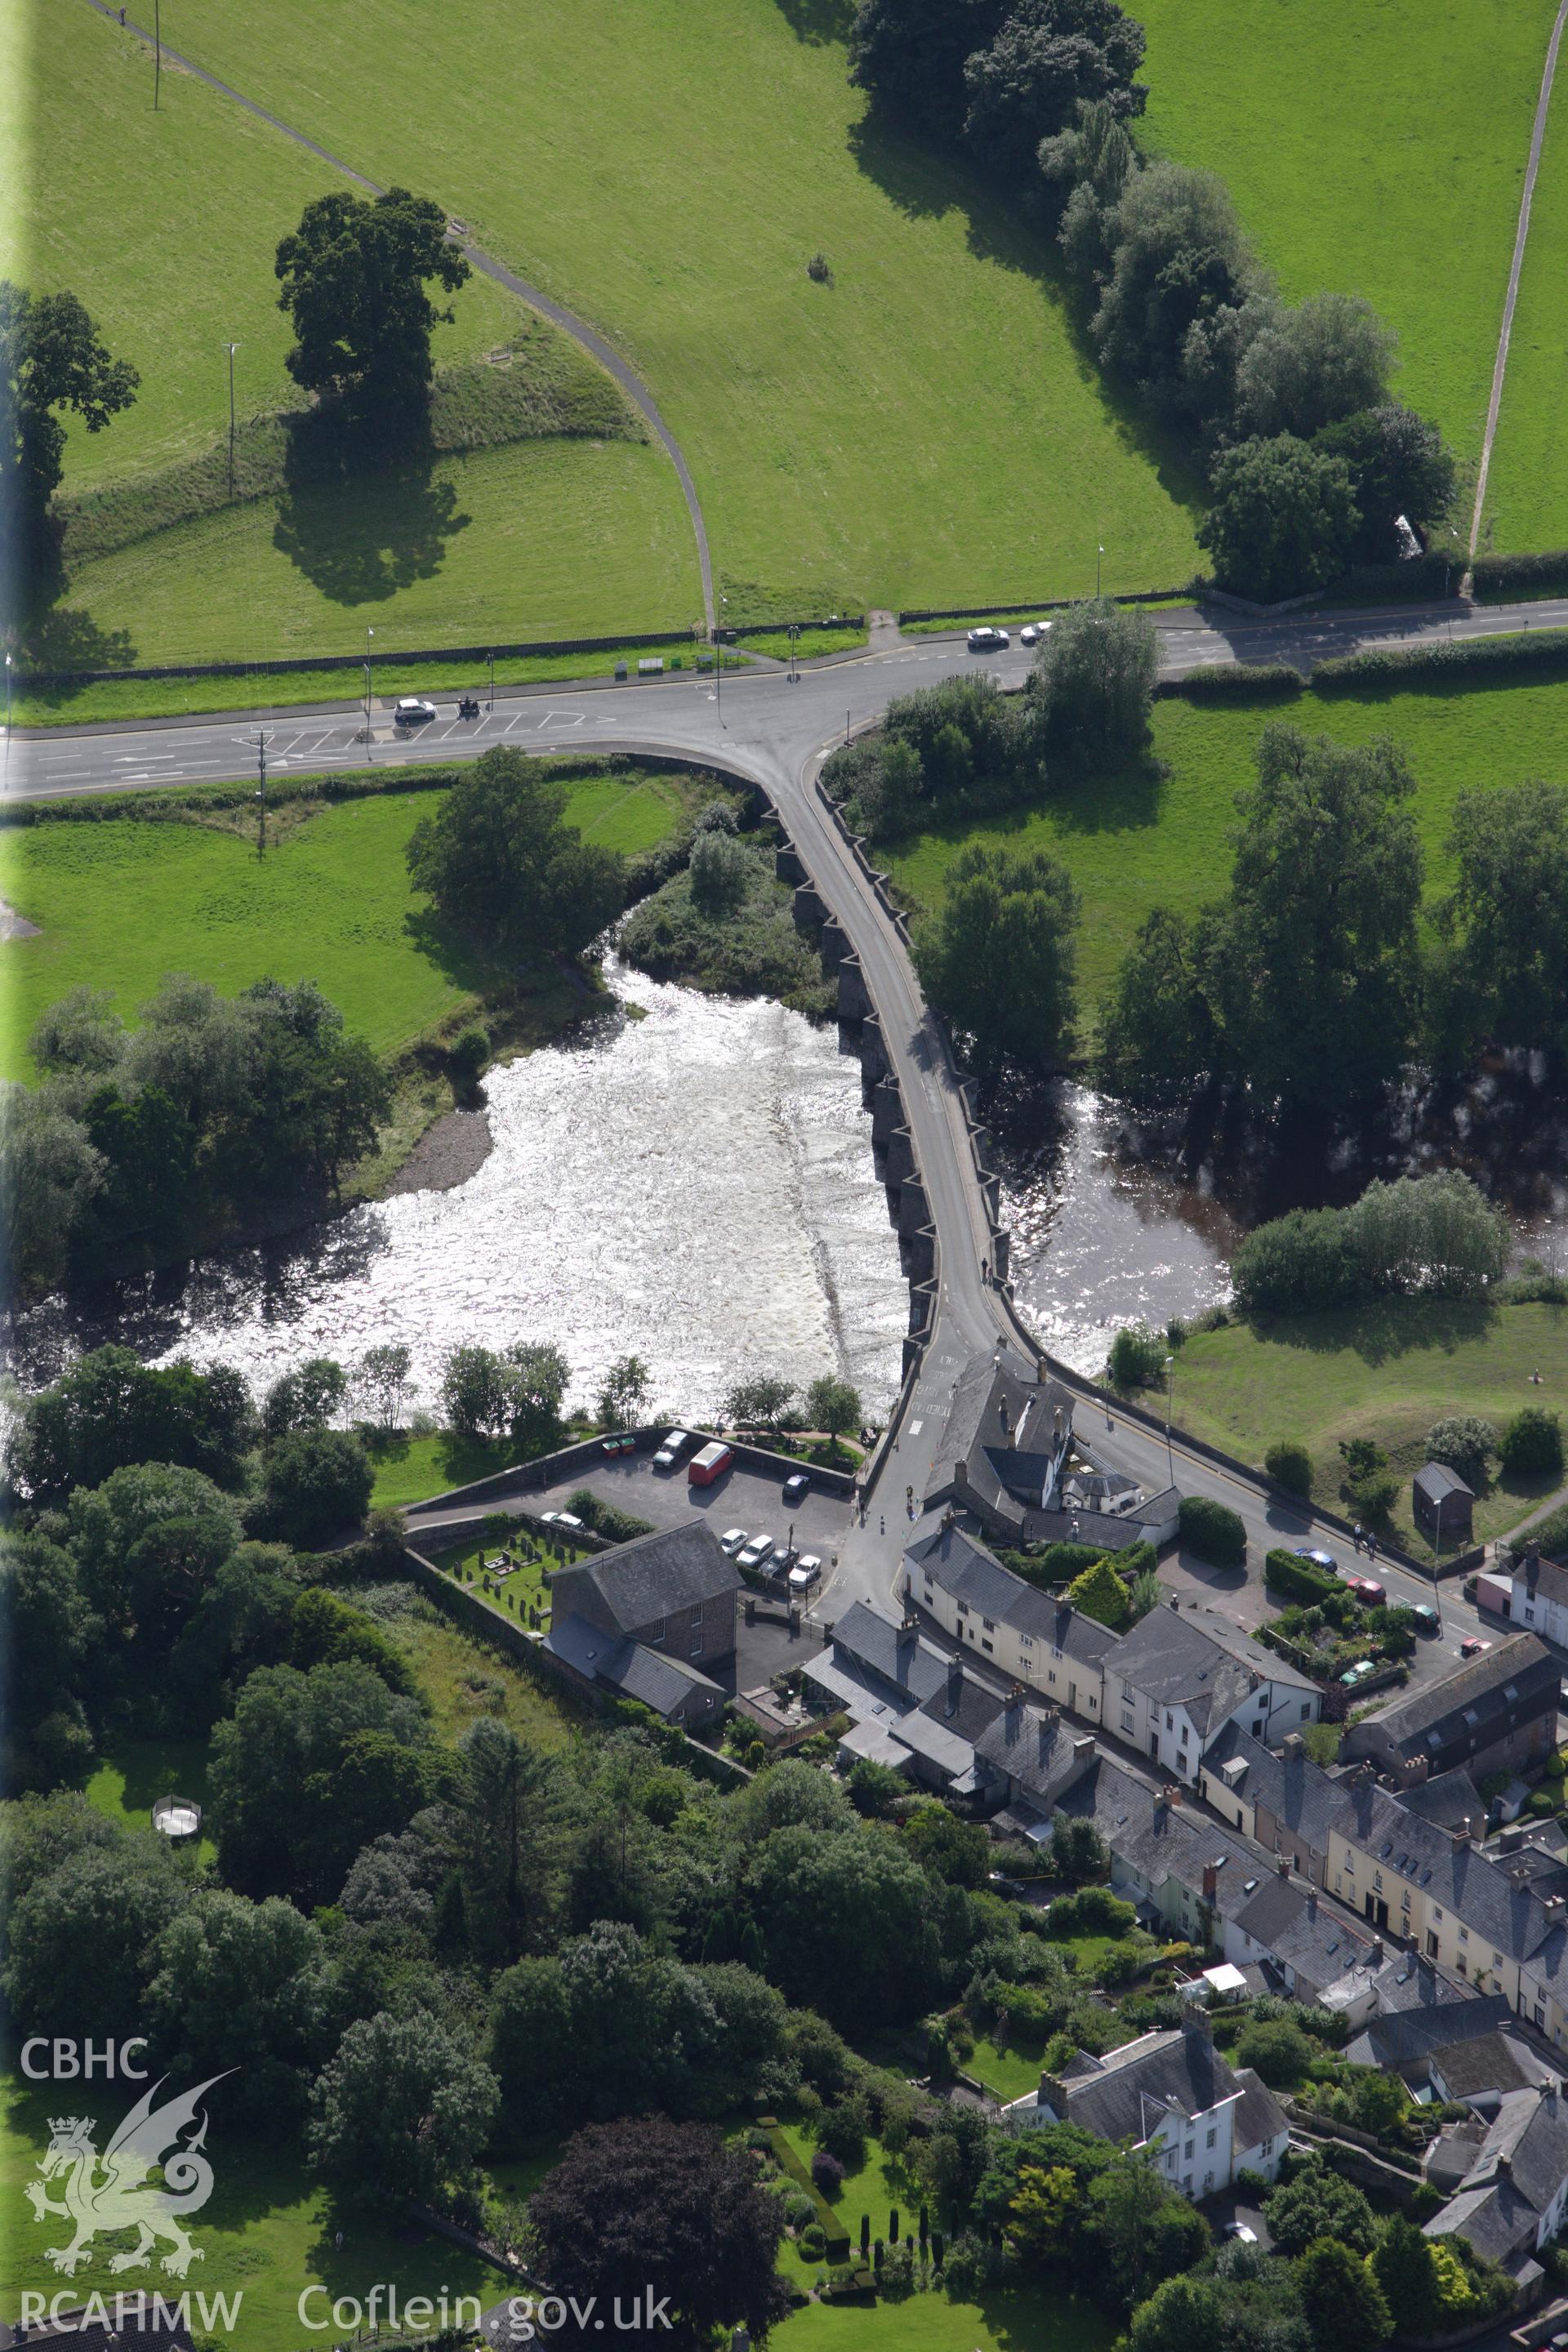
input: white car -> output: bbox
[393,696,437,725]
[788,1556,823,1597]
[541,1509,585,1534]
[653,1429,690,1470]
[966,625,1010,653]
[719,1527,750,1557]
[1019,621,1053,646]
[737,1535,776,1571]
[1225,2223,1258,2244]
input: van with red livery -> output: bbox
[688,1441,734,1489]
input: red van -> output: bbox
[688,1441,734,1489]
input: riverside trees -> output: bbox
[406,746,625,962]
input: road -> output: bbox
[7,594,1534,1668]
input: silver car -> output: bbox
[737,1535,775,1571]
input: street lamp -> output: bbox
[487,650,495,714]
[716,594,728,724]
[223,341,240,496]
[1164,1354,1175,1487]
[4,651,12,789]
[1097,543,1104,598]
[363,625,375,752]
[788,621,800,684]
[1431,1492,1446,1634]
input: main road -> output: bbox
[8,592,1530,1663]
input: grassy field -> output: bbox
[0,2069,505,2350]
[1134,0,1555,475]
[45,437,702,670]
[102,0,1203,618]
[387,1600,580,1749]
[85,1735,216,1863]
[777,2287,1115,2352]
[884,672,1568,1023]
[1483,62,1568,552]
[1172,1298,1568,1557]
[0,768,688,1077]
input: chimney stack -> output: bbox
[1282,1734,1304,1762]
[1277,1858,1290,1878]
[946,1652,964,1717]
[1201,1862,1219,1900]
[1183,1998,1214,2043]
[1307,1887,1318,1920]
[1371,1936,1384,1962]
[1453,1818,1472,1846]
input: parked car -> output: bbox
[653,1429,691,1470]
[719,1527,749,1557]
[688,1441,734,1488]
[966,625,1010,652]
[1339,1658,1378,1690]
[1461,1636,1492,1658]
[541,1509,585,1534]
[782,1471,810,1505]
[1294,1547,1339,1575]
[1019,621,1052,646]
[1224,2223,1258,2244]
[788,1554,823,1597]
[1345,1574,1386,1606]
[393,696,437,725]
[737,1535,776,1570]
[1410,1603,1441,1634]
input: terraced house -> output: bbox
[1102,1598,1321,1784]
[904,1517,1116,1714]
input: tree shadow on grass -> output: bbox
[845,110,1207,524]
[1241,1296,1499,1368]
[770,0,857,40]
[18,603,139,673]
[273,408,470,608]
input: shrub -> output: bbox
[810,2149,845,2197]
[1165,662,1304,702]
[447,1023,489,1089]
[786,2189,817,2229]
[1426,1415,1496,1486]
[1236,2017,1314,2087]
[1178,1496,1246,1568]
[799,2223,826,2260]
[1316,626,1568,690]
[1065,1555,1131,1631]
[1264,1441,1312,1496]
[1499,1407,1564,1477]
[1471,550,1568,602]
[818,2096,869,2168]
[1107,1322,1168,1388]
[1265,1548,1336,1605]
[1346,1471,1399,1521]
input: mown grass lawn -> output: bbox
[776,2124,928,2283]
[0,768,688,1078]
[965,2033,1047,2102]
[49,437,700,670]
[777,2281,1115,2352]
[884,673,1568,1026]
[112,0,1202,618]
[0,2070,506,2352]
[84,1735,216,1864]
[1170,1298,1568,1557]
[1134,0,1554,472]
[1483,64,1568,552]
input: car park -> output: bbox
[782,1471,811,1505]
[719,1528,749,1557]
[966,625,1010,652]
[1294,1548,1339,1575]
[688,1441,734,1487]
[1461,1636,1492,1658]
[1345,1574,1386,1606]
[1410,1603,1441,1633]
[599,1433,635,1456]
[653,1429,691,1470]
[737,1534,776,1570]
[1019,621,1052,646]
[1339,1658,1378,1690]
[393,696,437,726]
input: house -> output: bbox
[1478,1550,1568,1649]
[804,1600,950,1718]
[1049,1756,1272,1945]
[1424,2082,1568,2280]
[1341,1633,1560,1789]
[1414,1461,1475,1547]
[1101,1598,1321,1784]
[904,1518,1116,1718]
[541,1521,742,1726]
[1224,1872,1384,2010]
[921,1356,1178,1548]
[1199,1726,1347,1883]
[547,1521,742,1670]
[1346,1984,1516,2079]
[808,1601,1003,1799]
[1001,2009,1290,2194]
[973,1692,1098,1825]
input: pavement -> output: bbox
[14,590,1552,1681]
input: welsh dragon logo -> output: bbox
[25,2073,233,2278]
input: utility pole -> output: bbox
[154,0,161,108]
[224,341,239,497]
[363,625,374,753]
[1097,542,1104,598]
[254,729,271,858]
[788,621,800,683]
[1164,1353,1175,1487]
[715,593,728,724]
[3,652,12,792]
[488,650,495,714]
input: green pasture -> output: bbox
[1484,64,1568,552]
[0,768,687,1076]
[1170,1298,1568,1559]
[99,0,1202,616]
[46,437,701,670]
[1135,0,1554,473]
[884,672,1568,1022]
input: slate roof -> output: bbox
[1202,1725,1348,1852]
[1347,1988,1514,2069]
[1519,1555,1568,1610]
[1415,1462,1474,1504]
[1052,1757,1267,1920]
[1426,2085,1568,2264]
[918,1668,1006,1744]
[906,1521,1118,1664]
[543,1611,723,1718]
[1030,2024,1248,2143]
[1352,1633,1558,1763]
[1021,1490,1183,1549]
[1233,1877,1380,1989]
[822,1599,949,1708]
[974,1699,1090,1804]
[1329,1774,1548,1956]
[1232,2065,1291,2156]
[928,1358,1073,1521]
[557,1519,741,1636]
[1105,1603,1316,1731]
[1430,2032,1533,2099]
[1401,1766,1490,1830]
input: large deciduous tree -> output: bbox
[915,843,1079,1071]
[961,0,1147,177]
[1233,293,1397,443]
[407,747,626,961]
[1197,434,1361,603]
[847,0,1006,140]
[308,2008,498,2203]
[0,282,138,574]
[1434,777,1568,1060]
[528,2118,791,2352]
[274,188,470,431]
[1029,595,1158,763]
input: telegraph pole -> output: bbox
[254,729,271,858]
[154,0,161,108]
[224,342,239,497]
